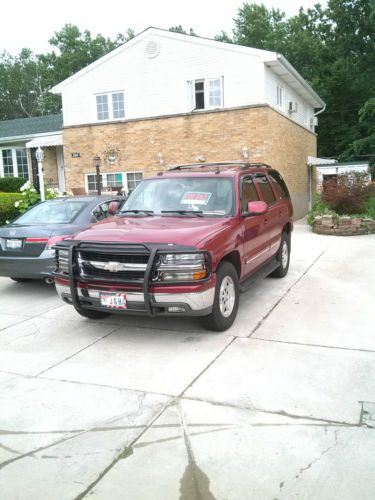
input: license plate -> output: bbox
[6,239,23,249]
[100,292,127,309]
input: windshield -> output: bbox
[14,200,87,225]
[120,177,235,216]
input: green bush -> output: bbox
[306,193,338,226]
[0,177,27,193]
[365,193,375,219]
[0,193,21,226]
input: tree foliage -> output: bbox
[0,24,134,120]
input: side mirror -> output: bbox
[246,201,268,216]
[108,201,120,215]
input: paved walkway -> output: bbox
[0,222,374,499]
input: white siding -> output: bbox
[264,66,315,131]
[61,32,266,127]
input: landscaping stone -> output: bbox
[312,215,375,236]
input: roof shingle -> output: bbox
[0,114,62,140]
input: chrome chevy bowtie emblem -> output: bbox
[9,229,16,237]
[105,261,122,272]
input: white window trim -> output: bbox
[276,84,284,109]
[94,90,125,122]
[85,171,143,193]
[0,147,30,179]
[190,77,224,111]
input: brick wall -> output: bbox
[42,147,58,188]
[62,105,317,218]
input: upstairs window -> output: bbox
[195,80,205,109]
[96,95,109,120]
[112,93,125,119]
[277,85,283,108]
[96,92,125,121]
[191,78,223,110]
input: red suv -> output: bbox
[53,162,293,331]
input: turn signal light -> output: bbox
[193,271,207,280]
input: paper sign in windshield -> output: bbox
[181,192,212,205]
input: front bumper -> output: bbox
[55,280,215,317]
[0,250,55,279]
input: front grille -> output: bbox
[77,247,150,283]
[79,251,149,265]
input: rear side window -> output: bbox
[241,177,259,211]
[254,175,276,204]
[269,171,290,199]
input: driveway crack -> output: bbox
[249,246,331,338]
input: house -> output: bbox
[0,114,64,191]
[49,27,324,218]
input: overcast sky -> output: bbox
[1,0,327,55]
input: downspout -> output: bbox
[309,104,327,209]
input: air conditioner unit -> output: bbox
[310,116,319,127]
[288,101,298,113]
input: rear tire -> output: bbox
[10,277,30,283]
[270,232,290,278]
[74,307,110,320]
[199,261,239,332]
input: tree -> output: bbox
[0,49,54,119]
[0,25,136,120]
[341,98,375,176]
[169,25,198,36]
[233,3,288,51]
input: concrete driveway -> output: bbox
[0,221,374,499]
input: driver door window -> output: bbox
[241,177,259,211]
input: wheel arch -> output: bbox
[219,250,241,278]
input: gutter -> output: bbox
[0,130,61,145]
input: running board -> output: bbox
[239,258,279,293]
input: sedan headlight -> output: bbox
[55,249,70,276]
[154,252,209,282]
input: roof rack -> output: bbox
[167,161,272,171]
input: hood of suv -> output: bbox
[71,215,233,248]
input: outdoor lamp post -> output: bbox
[93,155,102,195]
[35,147,45,201]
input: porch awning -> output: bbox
[307,156,337,166]
[26,133,63,148]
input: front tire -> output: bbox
[270,232,290,278]
[74,307,110,320]
[199,261,239,331]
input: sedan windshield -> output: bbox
[120,177,234,216]
[14,200,87,225]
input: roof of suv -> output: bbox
[150,162,274,179]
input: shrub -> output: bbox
[0,193,20,225]
[322,171,374,215]
[0,177,27,193]
[306,193,338,226]
[365,193,375,219]
[15,181,60,214]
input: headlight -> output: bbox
[154,252,209,282]
[55,249,69,276]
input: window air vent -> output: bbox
[145,40,160,59]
